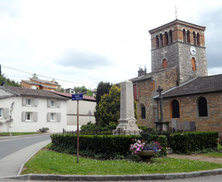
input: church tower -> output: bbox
[149,19,208,84]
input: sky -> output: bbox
[0,0,222,89]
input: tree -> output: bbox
[94,85,120,126]
[73,86,88,94]
[0,74,20,87]
[96,81,112,104]
[32,73,38,79]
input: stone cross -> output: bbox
[113,80,140,135]
[156,86,163,122]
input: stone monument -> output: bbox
[113,80,141,135]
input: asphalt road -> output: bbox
[0,134,51,160]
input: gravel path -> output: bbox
[168,153,222,164]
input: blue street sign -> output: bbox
[72,93,83,101]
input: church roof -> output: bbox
[160,74,222,98]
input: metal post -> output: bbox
[77,100,79,163]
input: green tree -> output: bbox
[95,85,120,126]
[96,81,112,104]
[73,86,88,94]
[0,74,20,87]
[32,73,38,79]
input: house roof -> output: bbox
[0,86,68,100]
[30,78,60,86]
[159,74,222,98]
[52,91,96,102]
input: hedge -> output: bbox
[169,131,218,154]
[50,134,167,159]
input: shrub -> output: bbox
[169,131,218,154]
[38,127,49,133]
[50,134,167,159]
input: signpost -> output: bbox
[72,93,83,163]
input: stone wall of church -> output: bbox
[161,92,222,134]
[178,43,208,83]
[134,67,179,127]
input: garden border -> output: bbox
[4,168,222,181]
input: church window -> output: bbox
[197,97,208,117]
[156,35,159,48]
[141,104,146,119]
[193,32,197,45]
[162,59,167,69]
[164,32,168,46]
[160,34,163,47]
[169,30,173,44]
[183,29,186,43]
[197,33,200,46]
[187,30,190,43]
[171,100,180,118]
[191,57,196,71]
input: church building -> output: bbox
[131,19,222,135]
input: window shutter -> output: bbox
[47,113,50,122]
[57,101,61,108]
[47,100,50,107]
[57,113,61,122]
[22,97,26,106]
[34,99,38,107]
[22,112,26,121]
[3,108,9,119]
[33,112,38,122]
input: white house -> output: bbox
[0,86,68,133]
[52,91,96,131]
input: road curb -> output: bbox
[0,133,51,140]
[3,168,222,181]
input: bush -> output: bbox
[50,134,167,159]
[169,131,218,154]
[38,127,49,133]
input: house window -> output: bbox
[187,30,190,43]
[156,35,159,48]
[26,98,31,106]
[191,57,196,71]
[133,84,138,100]
[162,59,167,69]
[0,108,2,118]
[160,34,163,47]
[171,100,180,118]
[164,32,168,46]
[51,100,55,107]
[26,112,32,121]
[169,30,173,44]
[197,33,200,46]
[183,29,186,43]
[193,32,197,45]
[51,113,55,121]
[141,104,146,119]
[197,97,208,117]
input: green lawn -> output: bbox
[22,149,222,175]
[204,152,222,158]
[0,132,40,136]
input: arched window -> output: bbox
[171,100,180,118]
[183,29,186,43]
[160,34,163,47]
[197,97,208,117]
[141,104,146,119]
[169,30,173,44]
[197,33,200,46]
[193,32,196,45]
[164,32,168,46]
[156,35,159,48]
[162,59,167,69]
[187,30,190,43]
[191,57,196,71]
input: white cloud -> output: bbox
[0,0,222,89]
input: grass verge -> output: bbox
[204,152,222,158]
[22,149,222,175]
[0,132,40,136]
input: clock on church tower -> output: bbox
[149,19,208,84]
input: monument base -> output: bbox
[113,119,141,135]
[155,121,169,132]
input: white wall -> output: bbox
[0,96,67,133]
[66,100,96,131]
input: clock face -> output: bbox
[190,46,196,55]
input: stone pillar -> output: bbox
[113,80,141,135]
